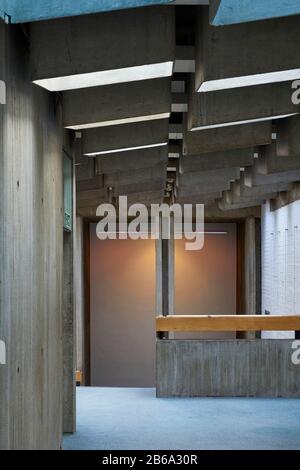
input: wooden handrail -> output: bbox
[156,315,300,332]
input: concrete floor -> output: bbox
[63,387,300,450]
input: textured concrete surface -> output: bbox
[63,387,300,450]
[30,7,174,81]
[196,9,300,91]
[0,24,64,449]
[63,78,171,129]
[157,340,300,397]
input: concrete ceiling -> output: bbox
[26,2,300,219]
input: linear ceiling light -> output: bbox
[85,142,168,157]
[65,113,171,131]
[198,69,300,93]
[191,113,298,131]
[34,62,173,92]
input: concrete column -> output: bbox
[156,216,174,321]
[63,145,76,434]
[75,217,86,384]
[63,230,76,433]
[0,19,9,451]
[1,23,64,450]
[244,216,261,339]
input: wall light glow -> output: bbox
[34,62,174,92]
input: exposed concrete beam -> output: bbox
[169,124,183,140]
[232,176,293,199]
[110,179,166,195]
[63,77,171,129]
[75,162,95,181]
[174,46,195,73]
[196,8,300,93]
[30,7,175,90]
[219,196,267,211]
[188,75,299,130]
[180,147,254,173]
[96,146,168,175]
[244,165,300,188]
[82,119,169,155]
[205,202,261,219]
[76,176,104,192]
[168,142,182,158]
[270,182,300,211]
[77,188,107,206]
[256,143,300,175]
[127,189,165,205]
[104,162,166,187]
[177,192,222,205]
[178,180,232,197]
[179,166,240,187]
[171,93,188,113]
[183,121,272,155]
[276,115,300,157]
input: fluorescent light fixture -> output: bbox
[65,112,170,130]
[85,142,167,157]
[191,113,298,131]
[33,62,174,92]
[198,69,300,92]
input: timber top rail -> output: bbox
[156,315,300,332]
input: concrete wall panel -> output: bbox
[157,339,300,397]
[0,23,64,449]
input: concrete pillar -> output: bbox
[0,19,8,451]
[63,230,76,433]
[244,216,261,339]
[63,138,76,434]
[75,217,86,384]
[156,216,174,319]
[0,23,64,449]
